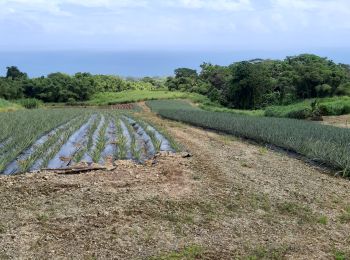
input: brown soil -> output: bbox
[0,104,349,259]
[322,114,350,128]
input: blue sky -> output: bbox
[1,0,350,52]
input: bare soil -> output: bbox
[0,105,349,259]
[322,114,350,128]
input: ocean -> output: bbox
[0,49,349,78]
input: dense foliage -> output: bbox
[166,54,350,109]
[0,66,163,103]
[147,100,350,176]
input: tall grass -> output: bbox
[0,98,22,112]
[87,90,209,106]
[16,98,42,109]
[156,109,350,176]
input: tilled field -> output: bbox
[0,109,175,175]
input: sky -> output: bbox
[0,0,350,76]
[0,0,350,51]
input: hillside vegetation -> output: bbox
[165,54,350,110]
[1,54,350,113]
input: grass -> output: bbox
[0,98,22,112]
[334,251,349,260]
[86,90,209,106]
[15,98,42,109]
[146,99,264,116]
[150,245,204,260]
[245,245,290,260]
[146,99,198,113]
[276,201,317,224]
[200,103,265,116]
[317,215,328,225]
[265,96,350,119]
[147,101,350,177]
[339,206,350,223]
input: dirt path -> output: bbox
[0,105,349,259]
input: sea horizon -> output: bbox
[1,49,349,78]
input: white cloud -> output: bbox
[0,0,350,51]
[172,0,253,11]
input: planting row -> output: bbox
[0,109,175,175]
[147,100,350,177]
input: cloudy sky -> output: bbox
[0,0,349,52]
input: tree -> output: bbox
[174,68,197,79]
[6,66,27,80]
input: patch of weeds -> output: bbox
[250,193,271,212]
[245,245,290,260]
[36,213,49,222]
[132,198,217,226]
[317,215,328,225]
[258,147,268,155]
[192,175,201,180]
[277,201,316,224]
[339,206,350,224]
[333,249,348,260]
[150,245,204,260]
[0,223,6,233]
[219,134,237,144]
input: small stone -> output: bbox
[181,152,192,158]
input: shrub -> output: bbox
[16,98,42,109]
[265,103,312,119]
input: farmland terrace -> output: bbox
[0,103,349,259]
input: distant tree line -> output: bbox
[1,54,350,108]
[0,67,163,103]
[166,54,350,109]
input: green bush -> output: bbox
[16,98,42,109]
[265,103,312,119]
[265,96,350,118]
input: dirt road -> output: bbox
[0,107,349,259]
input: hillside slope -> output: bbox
[0,105,349,259]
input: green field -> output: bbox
[147,100,350,176]
[86,90,209,106]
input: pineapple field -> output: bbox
[0,108,175,175]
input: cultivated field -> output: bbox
[0,108,175,175]
[148,100,350,177]
[0,103,350,259]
